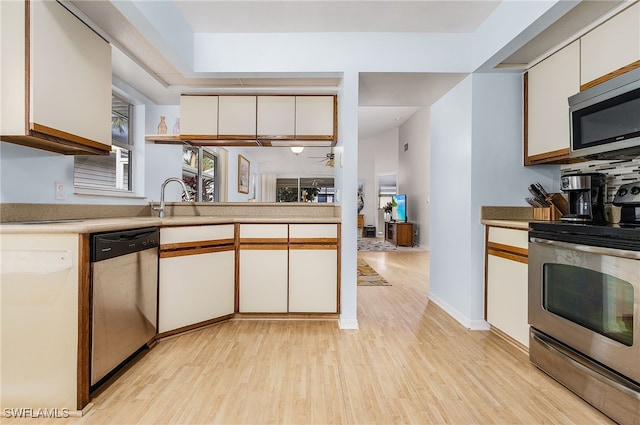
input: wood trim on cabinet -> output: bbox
[289,237,338,245]
[484,226,489,320]
[217,134,258,141]
[240,238,288,245]
[145,134,182,144]
[336,223,341,314]
[487,248,528,264]
[159,245,235,259]
[523,72,529,166]
[179,134,219,141]
[155,314,234,340]
[77,234,91,410]
[239,243,289,250]
[526,148,572,165]
[289,244,337,250]
[31,123,110,153]
[581,60,640,91]
[234,223,240,313]
[487,242,528,257]
[233,312,339,320]
[290,135,335,141]
[160,239,235,252]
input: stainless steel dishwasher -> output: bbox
[90,227,159,387]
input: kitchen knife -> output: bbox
[528,185,549,206]
[534,182,549,198]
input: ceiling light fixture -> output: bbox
[290,146,304,155]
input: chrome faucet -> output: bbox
[152,177,191,218]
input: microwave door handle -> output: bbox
[530,237,640,260]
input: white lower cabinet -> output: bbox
[159,249,235,333]
[486,254,529,348]
[289,248,337,313]
[485,226,529,348]
[239,247,289,312]
[158,224,236,334]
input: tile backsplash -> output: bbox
[561,157,640,203]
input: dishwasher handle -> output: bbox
[91,227,159,262]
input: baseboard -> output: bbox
[427,291,489,331]
[338,317,359,330]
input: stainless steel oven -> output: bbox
[528,222,640,424]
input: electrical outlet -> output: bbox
[55,182,66,200]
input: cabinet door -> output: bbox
[180,95,219,138]
[486,254,529,348]
[289,248,338,313]
[159,249,235,333]
[239,247,288,312]
[581,3,640,88]
[257,96,295,139]
[486,226,529,348]
[526,40,580,164]
[30,0,111,147]
[218,96,257,139]
[295,96,335,140]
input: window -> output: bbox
[74,95,133,192]
[276,177,334,202]
[379,185,396,209]
[183,146,219,202]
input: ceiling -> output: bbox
[67,0,625,144]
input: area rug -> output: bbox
[357,258,391,286]
[357,238,398,252]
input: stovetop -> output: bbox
[529,221,640,251]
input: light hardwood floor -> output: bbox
[11,250,614,424]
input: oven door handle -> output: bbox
[530,237,640,260]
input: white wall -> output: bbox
[429,73,560,329]
[397,107,430,248]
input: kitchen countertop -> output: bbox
[0,216,341,234]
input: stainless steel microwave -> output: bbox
[569,67,640,159]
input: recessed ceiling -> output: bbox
[173,1,501,33]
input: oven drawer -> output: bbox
[530,328,640,425]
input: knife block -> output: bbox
[533,205,563,221]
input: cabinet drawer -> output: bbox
[239,224,288,240]
[488,227,528,251]
[289,224,337,240]
[161,224,235,245]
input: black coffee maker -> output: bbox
[560,173,607,224]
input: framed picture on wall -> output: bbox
[238,155,250,194]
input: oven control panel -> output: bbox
[613,181,640,205]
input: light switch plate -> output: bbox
[55,181,66,200]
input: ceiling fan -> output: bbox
[309,149,335,167]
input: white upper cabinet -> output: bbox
[218,96,257,139]
[180,95,219,139]
[295,96,336,140]
[580,3,640,88]
[257,96,295,139]
[526,40,580,164]
[1,0,111,155]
